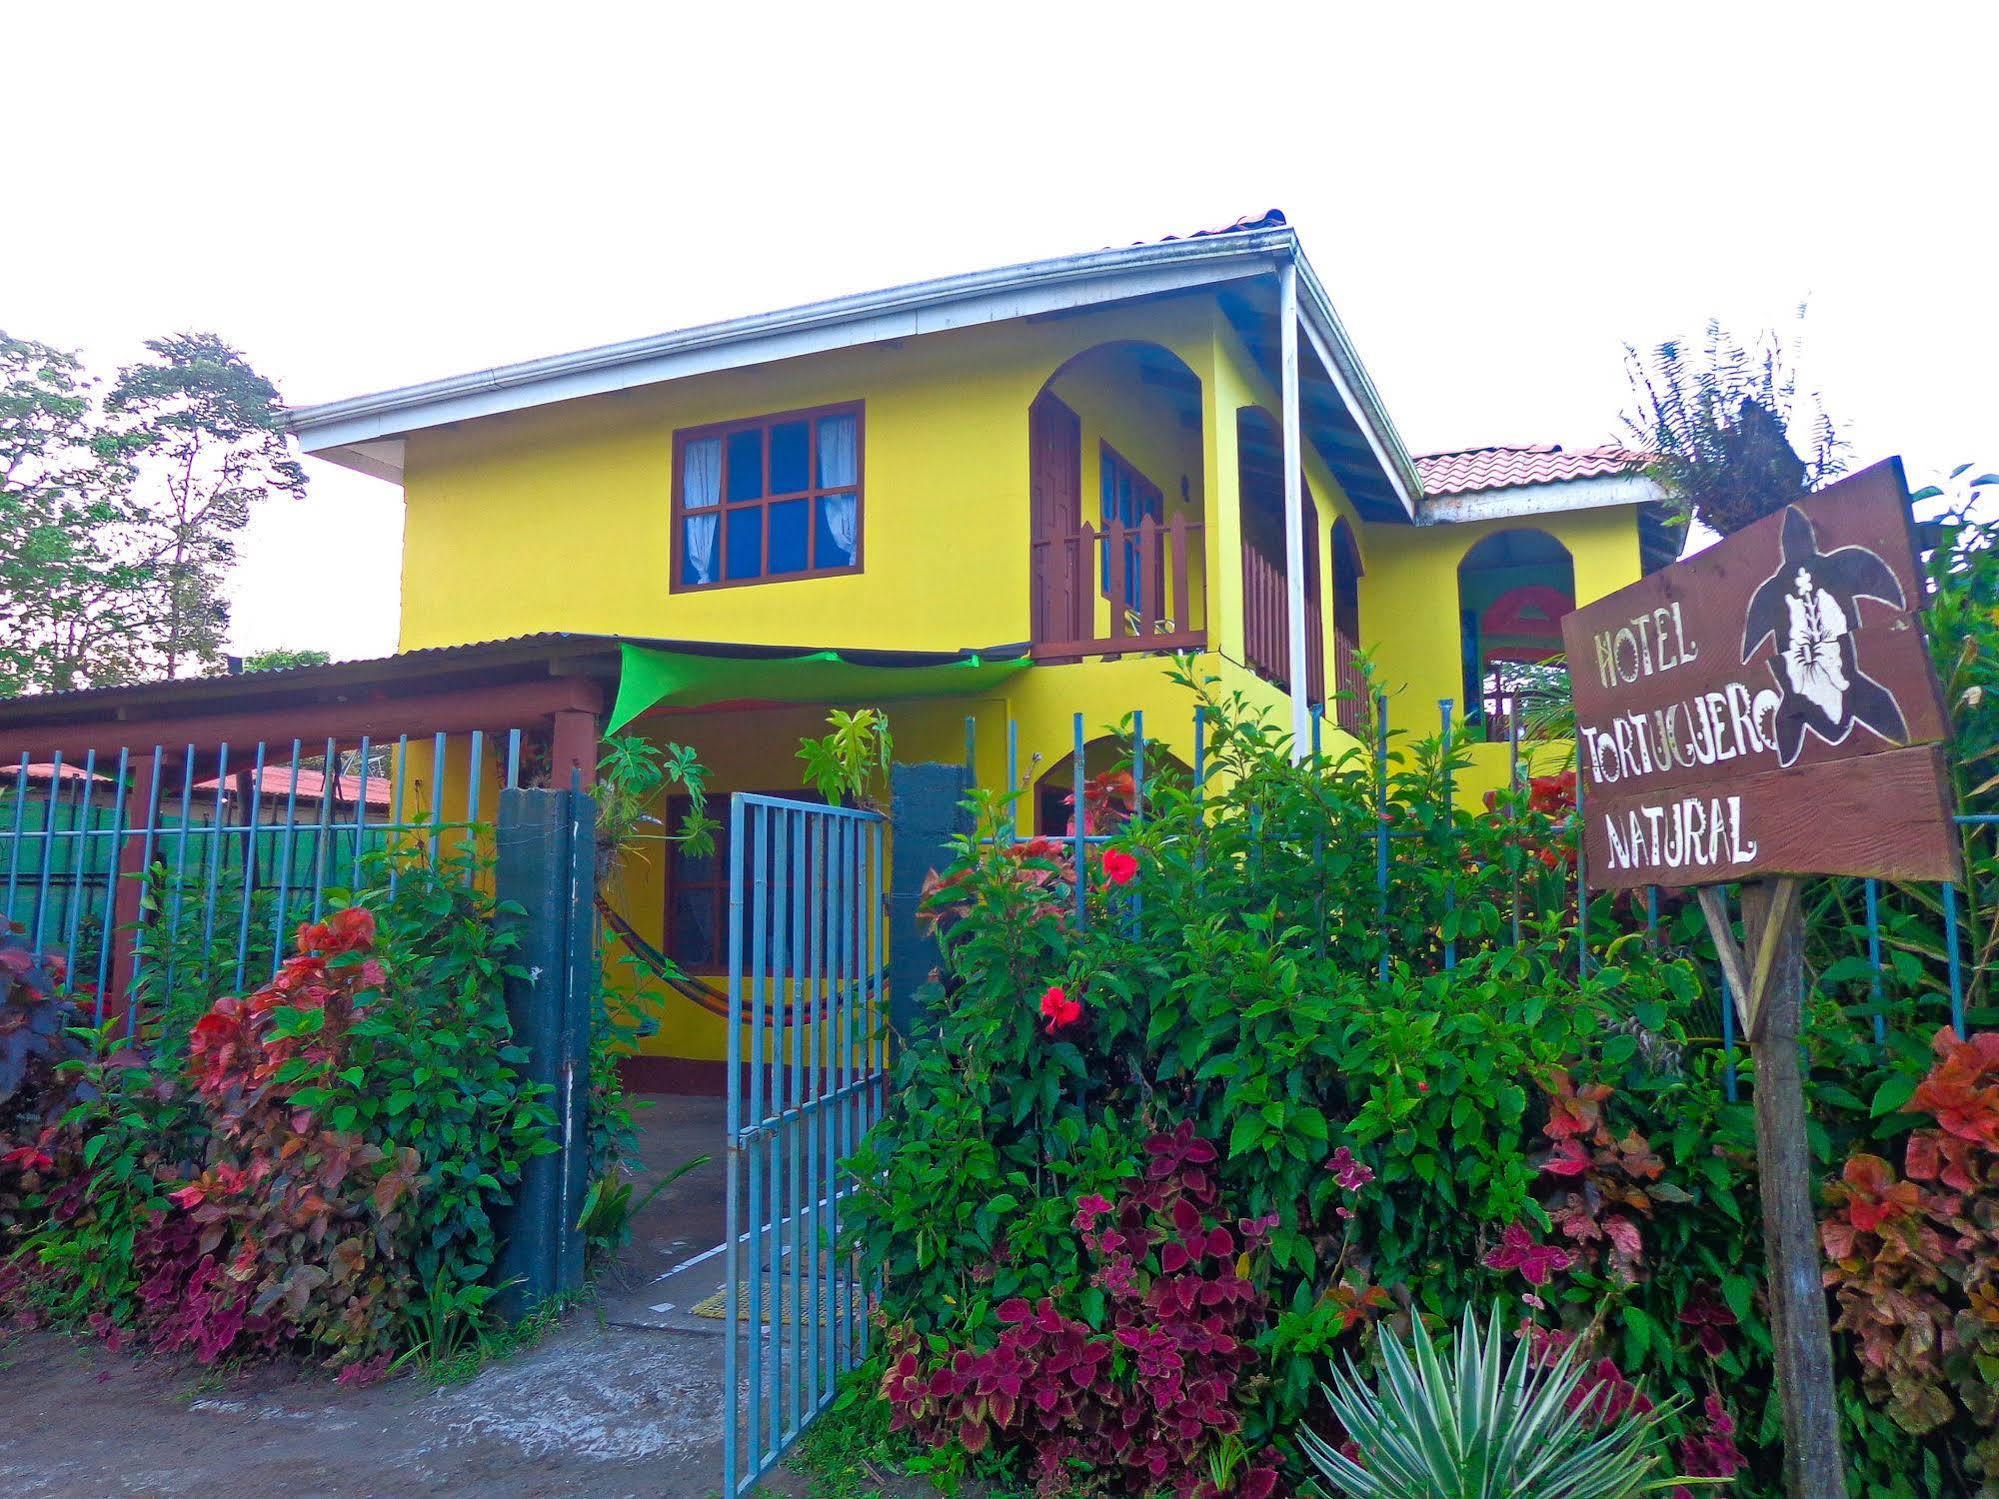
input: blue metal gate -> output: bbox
[722,793,888,1495]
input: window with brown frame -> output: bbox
[673,403,863,589]
[662,791,825,969]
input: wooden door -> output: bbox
[1029,393,1083,650]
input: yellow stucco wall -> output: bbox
[399,297,1238,657]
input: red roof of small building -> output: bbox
[1417,444,1649,498]
[5,762,391,809]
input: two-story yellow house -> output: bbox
[279,210,1670,1086]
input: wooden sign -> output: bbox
[1560,457,1959,891]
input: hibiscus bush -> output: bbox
[850,655,1998,1497]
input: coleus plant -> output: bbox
[141,906,428,1370]
[1821,1027,1999,1487]
[882,1124,1283,1499]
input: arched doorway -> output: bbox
[1029,344,1207,660]
[1456,529,1575,740]
[1033,734,1192,836]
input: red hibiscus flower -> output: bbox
[1100,849,1139,887]
[1038,984,1082,1034]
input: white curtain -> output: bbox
[818,414,858,563]
[682,437,722,583]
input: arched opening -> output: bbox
[1456,529,1576,741]
[1032,734,1192,836]
[1236,407,1324,705]
[1330,518,1365,733]
[1029,343,1207,660]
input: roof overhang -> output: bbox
[1416,471,1664,525]
[287,227,1418,517]
[0,633,1035,759]
[1417,472,1681,576]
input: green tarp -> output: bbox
[606,643,1030,733]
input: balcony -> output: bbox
[1031,512,1208,661]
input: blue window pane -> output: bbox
[769,498,809,574]
[726,428,764,502]
[769,421,810,494]
[726,507,763,580]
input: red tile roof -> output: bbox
[200,765,393,810]
[1139,209,1288,244]
[1417,444,1649,498]
[6,762,391,809]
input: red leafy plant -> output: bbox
[1530,1068,1681,1286]
[1821,1027,1999,1482]
[133,907,428,1372]
[882,1124,1283,1498]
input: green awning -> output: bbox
[607,643,1031,733]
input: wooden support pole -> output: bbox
[1739,878,1849,1499]
[105,750,164,1028]
[549,705,600,791]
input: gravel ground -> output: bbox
[0,1094,816,1499]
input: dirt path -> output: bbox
[0,1095,822,1499]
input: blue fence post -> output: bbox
[1374,692,1390,982]
[1071,713,1088,931]
[1006,718,1020,842]
[1574,743,1588,981]
[1864,878,1886,1047]
[1130,710,1145,926]
[1720,962,1740,1102]
[1192,705,1207,801]
[1438,699,1456,971]
[1945,879,1965,1038]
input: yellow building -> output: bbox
[286,210,1674,1086]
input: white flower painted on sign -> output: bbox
[1780,566,1852,719]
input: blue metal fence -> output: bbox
[722,793,888,1496]
[0,730,530,1034]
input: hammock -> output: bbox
[596,896,829,1027]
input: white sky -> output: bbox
[7,3,1995,662]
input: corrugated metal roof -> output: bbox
[286,214,1422,517]
[1416,444,1650,497]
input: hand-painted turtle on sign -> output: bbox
[1558,458,1959,890]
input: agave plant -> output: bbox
[1300,1306,1711,1499]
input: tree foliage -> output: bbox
[242,647,331,672]
[1622,313,1846,536]
[0,329,305,696]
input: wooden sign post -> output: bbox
[1560,458,1960,1499]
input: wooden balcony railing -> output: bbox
[1031,513,1207,661]
[1241,545,1325,706]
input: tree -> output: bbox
[241,647,331,672]
[105,333,307,680]
[0,330,305,696]
[0,333,148,695]
[1623,312,1846,536]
